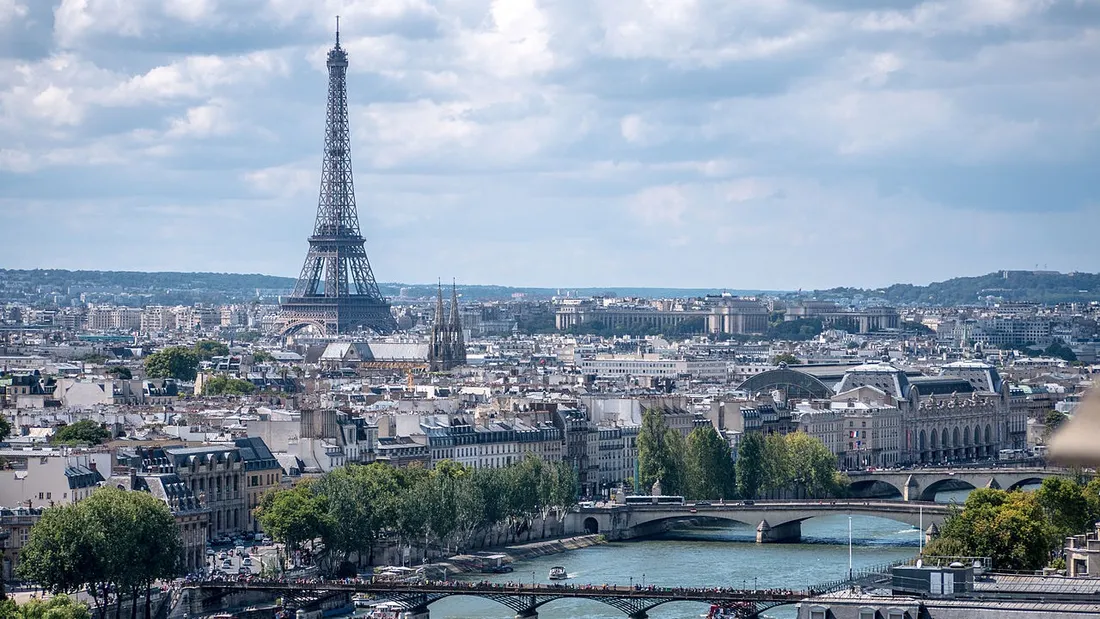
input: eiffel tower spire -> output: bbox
[278,21,398,337]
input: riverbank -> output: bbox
[441,534,607,574]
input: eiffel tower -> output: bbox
[279,20,398,337]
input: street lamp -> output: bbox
[630,576,633,588]
[848,515,854,580]
[531,571,536,588]
[642,573,646,588]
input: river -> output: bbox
[356,485,1039,619]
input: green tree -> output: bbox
[251,350,276,364]
[0,595,91,619]
[685,426,735,500]
[144,346,199,381]
[785,432,840,498]
[16,504,101,598]
[934,489,1053,571]
[761,433,793,497]
[193,340,229,361]
[51,420,111,446]
[0,415,10,442]
[201,375,256,396]
[772,352,801,366]
[637,409,684,495]
[255,482,326,553]
[106,366,132,380]
[1044,410,1068,438]
[735,432,766,500]
[1036,477,1095,546]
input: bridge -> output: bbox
[566,500,948,543]
[180,576,843,619]
[845,467,1070,502]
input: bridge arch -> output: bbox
[583,517,600,534]
[1006,477,1046,492]
[919,478,976,502]
[848,478,903,499]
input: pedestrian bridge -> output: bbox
[845,467,1068,502]
[567,500,948,543]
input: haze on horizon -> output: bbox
[1,1,1098,291]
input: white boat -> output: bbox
[548,566,568,580]
[362,601,404,619]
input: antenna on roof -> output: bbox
[335,15,340,47]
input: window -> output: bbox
[810,609,827,619]
[887,610,905,619]
[860,609,877,619]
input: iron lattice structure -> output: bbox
[279,26,398,337]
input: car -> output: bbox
[695,501,711,506]
[234,545,246,556]
[218,552,229,561]
[206,549,215,557]
[742,500,755,506]
[238,566,251,575]
[262,537,272,545]
[221,561,233,570]
[242,557,253,567]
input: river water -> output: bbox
[359,485,1037,619]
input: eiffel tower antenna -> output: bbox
[278,20,398,337]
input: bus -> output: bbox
[623,495,685,506]
[998,448,1026,461]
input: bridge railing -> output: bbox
[808,557,917,596]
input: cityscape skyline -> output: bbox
[2,1,1099,290]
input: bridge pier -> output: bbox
[627,611,648,619]
[400,609,430,619]
[756,519,801,543]
[515,609,539,619]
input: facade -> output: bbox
[119,445,247,539]
[0,506,42,581]
[577,354,728,380]
[0,448,109,507]
[234,437,283,534]
[555,298,768,335]
[786,301,900,333]
[109,471,210,574]
[1066,522,1100,577]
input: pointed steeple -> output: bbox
[450,280,466,365]
[434,280,445,326]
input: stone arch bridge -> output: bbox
[566,500,948,544]
[845,467,1071,502]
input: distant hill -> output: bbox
[1,269,1097,306]
[0,269,764,303]
[816,271,1100,306]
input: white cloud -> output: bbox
[31,85,83,126]
[167,100,233,137]
[0,0,1098,286]
[0,0,28,25]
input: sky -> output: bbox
[1,0,1099,291]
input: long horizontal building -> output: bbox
[555,296,768,335]
[577,354,728,380]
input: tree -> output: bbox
[1044,410,1068,438]
[106,366,132,380]
[637,409,683,495]
[251,350,276,364]
[18,488,181,619]
[51,420,111,446]
[0,415,10,442]
[685,426,735,500]
[144,346,198,381]
[193,340,229,361]
[761,433,792,497]
[934,489,1053,571]
[255,482,326,553]
[201,375,256,396]
[735,432,766,500]
[785,432,840,498]
[1036,477,1095,546]
[1044,339,1077,362]
[0,595,91,619]
[772,353,800,366]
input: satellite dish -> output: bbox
[915,559,923,568]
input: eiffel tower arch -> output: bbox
[278,22,398,337]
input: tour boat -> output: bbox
[363,601,404,619]
[548,566,568,580]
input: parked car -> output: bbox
[242,557,253,567]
